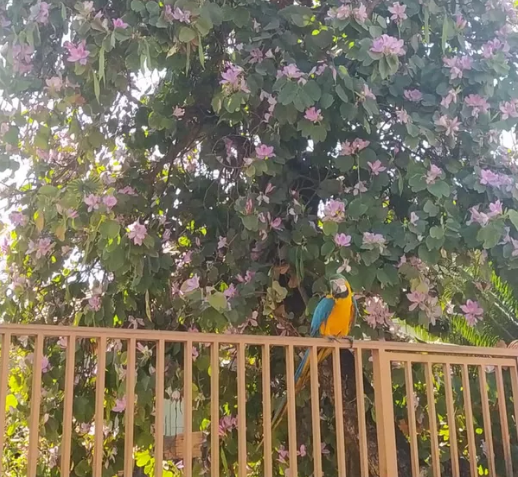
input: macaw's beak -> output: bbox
[331,278,350,297]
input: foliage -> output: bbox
[1,0,518,474]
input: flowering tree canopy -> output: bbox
[1,0,518,474]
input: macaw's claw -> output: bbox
[326,336,354,346]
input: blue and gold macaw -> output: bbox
[270,274,358,431]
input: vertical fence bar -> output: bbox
[424,362,440,477]
[124,338,136,476]
[262,344,272,477]
[93,335,107,477]
[478,366,496,476]
[355,349,369,477]
[28,333,44,477]
[237,343,247,477]
[495,365,512,477]
[332,347,346,477]
[309,347,323,477]
[155,339,165,477]
[61,336,76,477]
[443,364,460,477]
[509,365,518,443]
[371,349,398,477]
[0,332,11,475]
[184,340,193,477]
[404,361,419,477]
[461,364,478,477]
[211,342,220,477]
[286,345,298,477]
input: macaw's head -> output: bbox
[329,274,351,299]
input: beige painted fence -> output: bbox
[0,324,517,477]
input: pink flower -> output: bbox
[365,296,393,328]
[103,195,117,211]
[119,186,137,196]
[460,300,483,326]
[88,295,102,311]
[173,106,185,118]
[31,2,50,24]
[353,138,370,151]
[441,89,458,108]
[270,217,283,230]
[41,355,51,373]
[181,275,200,294]
[323,199,345,222]
[220,64,249,94]
[84,194,101,212]
[426,164,442,184]
[410,211,419,225]
[353,4,368,22]
[28,238,54,259]
[362,84,376,100]
[499,100,518,120]
[9,211,27,227]
[128,220,147,246]
[368,160,386,175]
[46,76,63,92]
[219,415,237,437]
[12,44,34,74]
[435,115,460,137]
[113,18,128,29]
[277,445,289,464]
[340,141,355,156]
[57,337,68,349]
[443,55,472,80]
[407,291,427,311]
[481,38,509,59]
[464,95,490,118]
[479,169,503,188]
[370,35,405,57]
[388,3,407,22]
[511,238,518,257]
[396,108,410,124]
[64,41,90,65]
[304,107,323,122]
[113,396,126,413]
[321,442,330,455]
[340,138,370,155]
[249,49,263,64]
[352,181,367,195]
[218,236,227,249]
[298,445,307,457]
[255,144,275,160]
[362,232,386,251]
[278,64,304,80]
[171,7,191,23]
[224,283,238,299]
[455,14,467,30]
[468,206,489,226]
[334,233,352,247]
[488,200,503,217]
[404,89,422,102]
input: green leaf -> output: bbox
[100,220,121,239]
[322,221,338,236]
[423,200,439,216]
[427,181,450,198]
[242,215,259,231]
[508,210,518,231]
[348,199,368,218]
[336,84,349,103]
[179,27,197,43]
[321,241,335,257]
[278,81,298,105]
[93,73,100,102]
[98,46,105,82]
[477,222,504,249]
[303,80,321,101]
[146,1,160,15]
[130,0,145,12]
[208,291,227,311]
[429,226,444,239]
[233,7,250,27]
[320,93,334,109]
[38,185,58,196]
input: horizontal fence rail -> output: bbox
[0,324,516,477]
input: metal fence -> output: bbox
[0,324,517,477]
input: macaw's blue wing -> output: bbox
[310,296,335,337]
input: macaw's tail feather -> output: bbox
[256,347,334,450]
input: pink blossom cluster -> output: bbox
[364,296,393,328]
[362,232,386,251]
[323,199,346,222]
[220,64,250,94]
[425,164,442,184]
[460,300,483,326]
[340,138,370,156]
[259,90,277,122]
[435,115,461,137]
[277,63,304,80]
[304,107,323,123]
[499,99,518,120]
[441,89,458,108]
[28,238,54,259]
[368,160,386,175]
[9,211,28,227]
[249,48,263,64]
[395,108,410,124]
[12,43,34,74]
[219,415,237,436]
[30,2,50,24]
[128,220,147,245]
[164,5,191,23]
[479,169,512,189]
[370,35,405,56]
[255,144,275,160]
[113,18,128,29]
[327,4,368,22]
[334,233,352,247]
[406,291,442,325]
[388,3,407,22]
[404,89,423,102]
[481,38,509,59]
[64,41,90,65]
[464,94,490,118]
[443,55,472,80]
[468,200,503,226]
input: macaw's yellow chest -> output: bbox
[319,296,353,337]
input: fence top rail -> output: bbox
[0,324,517,357]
